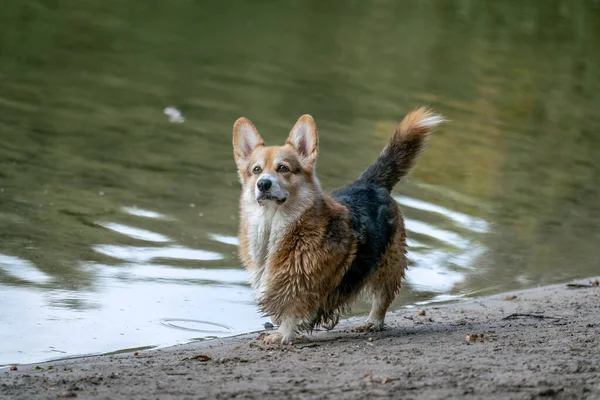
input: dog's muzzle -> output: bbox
[256,177,287,205]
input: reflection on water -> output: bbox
[2,0,600,365]
[121,207,169,220]
[396,196,490,234]
[94,264,248,284]
[98,222,171,243]
[93,244,224,264]
[0,254,53,285]
[210,234,240,247]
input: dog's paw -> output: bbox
[353,321,385,332]
[262,332,293,345]
[321,321,338,331]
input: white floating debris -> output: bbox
[164,106,185,123]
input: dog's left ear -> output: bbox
[287,114,318,167]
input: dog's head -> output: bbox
[232,115,320,210]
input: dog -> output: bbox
[232,107,444,344]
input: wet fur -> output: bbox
[233,107,444,344]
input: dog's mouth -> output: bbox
[257,194,287,205]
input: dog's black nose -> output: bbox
[257,178,272,192]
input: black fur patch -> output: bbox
[331,182,397,300]
[302,182,398,330]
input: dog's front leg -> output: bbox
[262,318,297,345]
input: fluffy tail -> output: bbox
[358,107,444,191]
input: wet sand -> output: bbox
[2,277,599,400]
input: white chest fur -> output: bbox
[241,181,317,302]
[244,203,294,301]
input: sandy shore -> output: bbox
[2,277,599,400]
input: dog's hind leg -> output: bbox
[321,312,340,331]
[354,229,406,332]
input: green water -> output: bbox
[1,0,599,365]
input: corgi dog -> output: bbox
[232,107,443,344]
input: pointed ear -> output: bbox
[233,117,264,170]
[286,114,318,166]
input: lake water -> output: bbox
[1,1,600,365]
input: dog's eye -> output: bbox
[252,166,262,174]
[276,165,290,173]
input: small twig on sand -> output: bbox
[502,313,559,321]
[298,343,320,349]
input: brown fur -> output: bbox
[265,197,356,326]
[232,107,443,344]
[360,107,439,191]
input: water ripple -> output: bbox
[210,234,239,246]
[159,319,234,333]
[404,218,470,249]
[398,192,490,295]
[0,254,53,284]
[91,263,248,284]
[93,245,223,263]
[395,195,490,233]
[98,222,171,243]
[121,207,169,220]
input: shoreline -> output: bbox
[2,277,599,399]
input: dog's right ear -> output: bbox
[233,117,264,170]
[287,114,318,168]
